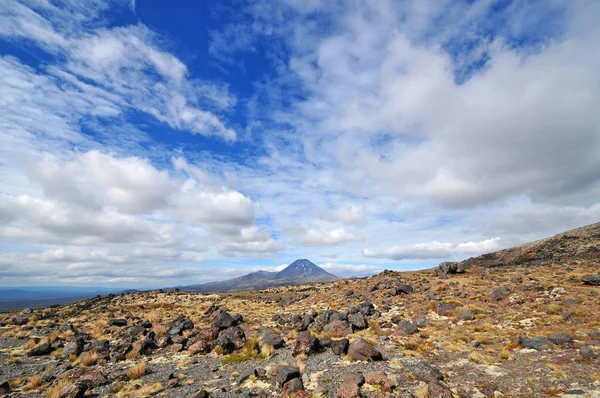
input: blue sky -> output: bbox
[1,0,600,288]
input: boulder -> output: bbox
[520,337,553,351]
[402,358,444,382]
[188,340,211,355]
[582,274,600,285]
[63,338,85,358]
[428,381,452,398]
[283,378,304,395]
[336,372,364,398]
[28,342,52,356]
[395,282,414,294]
[434,302,460,315]
[213,312,237,330]
[347,338,382,361]
[489,286,509,301]
[548,333,573,347]
[456,310,474,321]
[58,383,86,398]
[292,331,320,357]
[580,346,597,359]
[218,326,246,350]
[110,318,128,327]
[348,313,368,330]
[260,330,285,349]
[276,365,300,386]
[364,371,395,392]
[395,320,418,336]
[214,335,235,354]
[324,320,353,337]
[330,338,349,355]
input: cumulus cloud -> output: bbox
[291,227,364,246]
[362,238,501,261]
[319,262,384,278]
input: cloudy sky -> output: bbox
[1,0,599,288]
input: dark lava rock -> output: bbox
[292,331,320,356]
[456,310,474,321]
[489,286,509,301]
[214,312,237,330]
[548,333,573,347]
[348,313,368,330]
[347,338,382,361]
[395,282,413,294]
[428,381,452,398]
[520,337,554,351]
[283,378,304,394]
[330,338,349,355]
[58,383,86,398]
[260,330,285,349]
[28,342,52,356]
[434,301,460,315]
[276,365,300,386]
[402,358,444,382]
[63,338,85,358]
[365,371,395,392]
[231,313,243,324]
[110,318,128,327]
[323,320,353,337]
[188,340,211,355]
[580,346,597,359]
[428,292,441,301]
[395,320,418,336]
[582,274,600,285]
[219,326,246,349]
[0,381,10,394]
[357,302,374,316]
[214,335,235,354]
[190,390,210,398]
[336,372,365,398]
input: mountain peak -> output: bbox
[276,259,337,281]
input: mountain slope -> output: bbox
[181,259,337,292]
[459,221,600,269]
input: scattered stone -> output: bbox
[489,286,509,301]
[219,326,246,349]
[58,383,86,398]
[330,338,349,355]
[190,390,210,398]
[395,281,413,294]
[276,365,300,386]
[520,337,554,351]
[548,333,573,347]
[395,320,418,336]
[292,331,320,356]
[283,378,304,394]
[347,338,382,361]
[214,334,235,354]
[0,381,10,394]
[344,290,354,297]
[28,341,52,356]
[434,301,460,315]
[582,274,600,285]
[79,371,108,388]
[428,292,441,301]
[365,371,395,392]
[428,381,452,398]
[336,372,365,398]
[189,340,211,354]
[110,318,128,327]
[214,312,237,330]
[63,337,85,357]
[580,346,597,359]
[324,320,353,336]
[167,378,179,388]
[456,310,474,321]
[348,313,368,330]
[402,358,444,382]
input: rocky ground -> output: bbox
[2,235,600,397]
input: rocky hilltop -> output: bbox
[1,224,600,397]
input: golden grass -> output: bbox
[260,343,275,358]
[126,361,147,380]
[49,330,60,343]
[22,375,42,391]
[78,349,99,366]
[48,379,71,398]
[546,304,562,315]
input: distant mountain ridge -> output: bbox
[181,259,337,292]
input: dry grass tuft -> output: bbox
[79,349,99,366]
[22,375,42,391]
[48,379,71,398]
[126,361,147,380]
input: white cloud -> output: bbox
[319,262,383,278]
[363,238,501,261]
[321,204,366,225]
[292,227,364,246]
